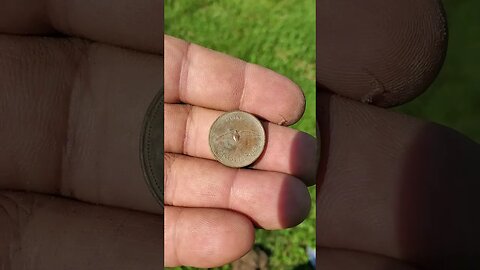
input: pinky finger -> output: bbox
[165,206,255,268]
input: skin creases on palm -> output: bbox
[317,0,480,269]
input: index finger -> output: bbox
[0,0,163,54]
[164,35,306,126]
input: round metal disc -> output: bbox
[209,111,265,168]
[140,90,164,208]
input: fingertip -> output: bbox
[317,0,448,107]
[289,130,318,185]
[244,64,306,125]
[277,176,312,228]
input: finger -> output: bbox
[164,35,305,125]
[0,0,162,54]
[0,191,163,269]
[0,36,163,214]
[165,206,254,268]
[317,93,480,268]
[317,0,447,107]
[317,248,416,270]
[164,104,317,184]
[164,153,310,229]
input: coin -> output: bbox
[209,111,266,168]
[140,90,164,209]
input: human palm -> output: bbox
[163,35,316,267]
[0,1,165,269]
[1,0,479,269]
[316,0,480,269]
[0,1,317,268]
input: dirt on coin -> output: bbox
[209,111,265,168]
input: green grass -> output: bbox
[397,0,480,143]
[165,0,316,137]
[165,0,316,269]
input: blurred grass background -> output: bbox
[165,0,479,269]
[165,0,316,269]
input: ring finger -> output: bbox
[164,153,311,229]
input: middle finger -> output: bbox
[164,103,317,184]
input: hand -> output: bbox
[317,0,480,269]
[164,35,316,267]
[0,1,165,269]
[0,2,317,269]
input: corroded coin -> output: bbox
[209,111,265,168]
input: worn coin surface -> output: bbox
[209,111,266,168]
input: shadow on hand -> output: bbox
[316,85,480,269]
[253,118,316,229]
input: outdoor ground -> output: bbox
[165,0,479,269]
